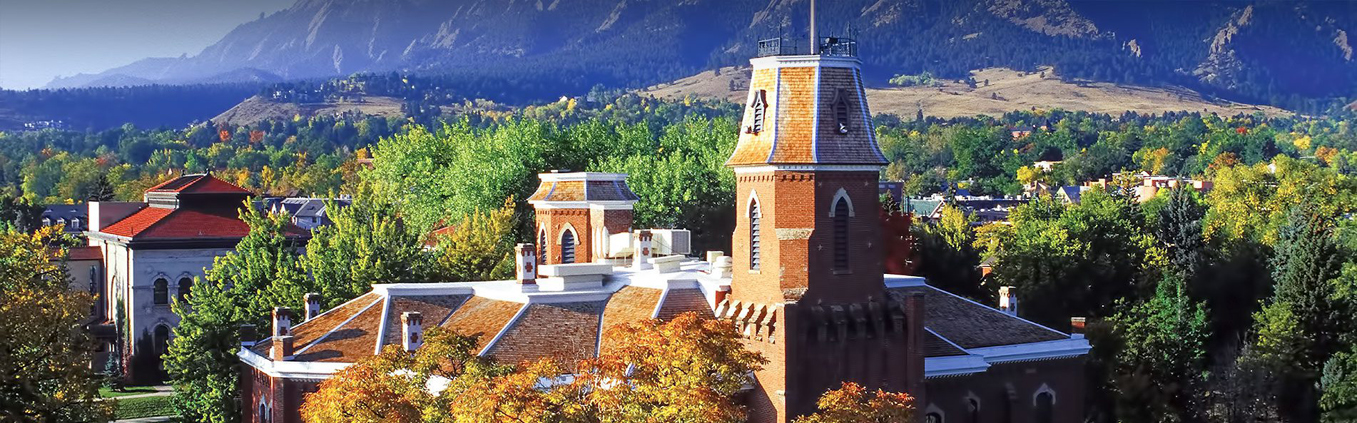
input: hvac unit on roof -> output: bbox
[651,229,691,256]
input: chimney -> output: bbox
[516,243,537,284]
[271,336,295,361]
[998,286,1018,316]
[272,307,292,338]
[1070,317,1087,339]
[304,293,322,321]
[238,324,257,347]
[633,230,653,270]
[402,312,424,352]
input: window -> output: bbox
[561,230,576,264]
[1035,392,1054,423]
[177,278,193,303]
[925,412,943,423]
[154,324,170,355]
[967,398,980,423]
[153,278,169,305]
[747,90,767,134]
[834,90,851,134]
[538,229,547,264]
[833,197,850,270]
[71,218,81,230]
[749,198,761,270]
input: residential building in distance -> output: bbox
[42,203,88,236]
[262,197,352,231]
[85,174,308,383]
[1084,174,1213,203]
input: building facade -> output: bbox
[86,174,307,382]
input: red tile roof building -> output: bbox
[85,174,306,383]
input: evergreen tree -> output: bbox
[165,204,309,423]
[1108,275,1210,423]
[1322,347,1357,422]
[87,174,116,202]
[1244,206,1349,423]
[166,279,241,423]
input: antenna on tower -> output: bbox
[809,0,817,55]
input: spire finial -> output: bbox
[809,0,817,55]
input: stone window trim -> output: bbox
[827,188,856,217]
[258,397,272,423]
[924,404,946,423]
[1032,383,1056,406]
[538,228,548,265]
[833,89,851,135]
[559,224,580,264]
[747,89,767,134]
[831,192,851,272]
[152,276,170,306]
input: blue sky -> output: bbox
[0,0,294,89]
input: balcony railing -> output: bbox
[755,36,857,58]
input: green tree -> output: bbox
[1322,347,1357,422]
[1244,206,1350,423]
[166,204,309,423]
[1108,276,1210,423]
[913,204,985,301]
[305,186,428,306]
[429,197,517,282]
[166,279,242,423]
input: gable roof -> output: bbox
[147,174,252,195]
[97,206,307,241]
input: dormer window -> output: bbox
[747,90,767,134]
[834,90,850,135]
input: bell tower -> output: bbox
[718,13,924,423]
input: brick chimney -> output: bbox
[402,312,424,352]
[271,335,295,361]
[516,243,537,284]
[998,286,1018,316]
[272,307,292,338]
[633,230,653,270]
[1070,317,1086,339]
[238,324,257,347]
[304,293,322,321]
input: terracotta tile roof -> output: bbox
[252,293,383,357]
[600,286,663,349]
[485,301,606,369]
[381,295,471,346]
[655,289,714,320]
[888,285,1067,349]
[147,174,252,195]
[292,296,388,362]
[65,246,103,261]
[98,206,306,240]
[441,296,525,353]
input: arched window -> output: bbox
[834,90,851,134]
[561,230,576,264]
[1035,392,1054,423]
[748,90,767,134]
[154,324,170,355]
[70,217,81,230]
[925,412,943,423]
[153,278,169,305]
[833,197,850,270]
[538,229,547,264]
[177,278,193,303]
[967,398,980,423]
[749,197,761,270]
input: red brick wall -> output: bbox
[536,209,591,264]
[923,357,1086,423]
[242,366,317,423]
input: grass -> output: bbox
[113,395,176,420]
[99,386,159,398]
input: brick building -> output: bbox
[84,174,307,382]
[238,38,1089,423]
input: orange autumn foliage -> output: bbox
[795,382,916,423]
[301,313,765,423]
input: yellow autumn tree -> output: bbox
[0,226,113,422]
[429,197,517,282]
[794,382,915,423]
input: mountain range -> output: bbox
[43,0,1357,107]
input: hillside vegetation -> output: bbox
[644,66,1291,118]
